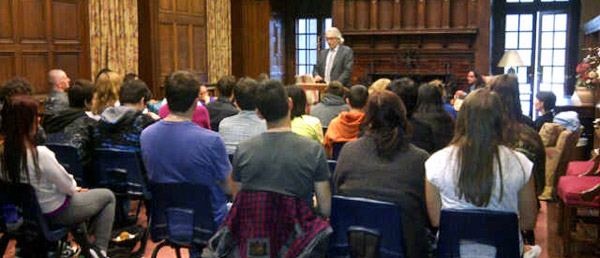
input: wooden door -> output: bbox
[0,0,90,95]
[139,0,207,98]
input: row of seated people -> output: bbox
[1,69,551,257]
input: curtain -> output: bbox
[89,0,138,79]
[207,0,232,82]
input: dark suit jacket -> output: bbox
[313,45,354,87]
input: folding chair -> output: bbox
[46,143,85,187]
[148,183,216,258]
[330,195,405,258]
[436,209,520,258]
[0,183,91,257]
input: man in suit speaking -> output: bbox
[313,27,354,87]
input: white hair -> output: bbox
[326,27,344,44]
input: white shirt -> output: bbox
[425,145,532,257]
[0,147,78,213]
[324,45,339,83]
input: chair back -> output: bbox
[0,183,68,242]
[436,209,520,258]
[148,183,216,247]
[46,143,85,187]
[543,125,583,197]
[328,160,337,194]
[331,142,346,160]
[94,148,148,198]
[330,195,405,258]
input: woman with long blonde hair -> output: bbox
[91,71,122,115]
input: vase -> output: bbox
[575,86,595,104]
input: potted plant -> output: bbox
[575,47,600,104]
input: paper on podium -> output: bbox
[295,74,315,84]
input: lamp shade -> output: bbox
[497,50,524,68]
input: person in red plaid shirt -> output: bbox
[231,79,332,218]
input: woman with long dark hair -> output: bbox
[466,69,485,93]
[334,90,431,257]
[0,96,115,257]
[490,75,544,199]
[425,89,539,257]
[414,83,455,152]
[285,85,324,143]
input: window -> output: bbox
[295,18,332,76]
[493,0,577,118]
[296,18,318,76]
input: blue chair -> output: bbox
[148,183,216,258]
[94,148,149,225]
[94,148,148,199]
[436,209,520,258]
[332,142,346,160]
[328,160,337,194]
[46,143,85,187]
[0,183,91,257]
[330,195,405,258]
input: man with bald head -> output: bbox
[44,69,71,116]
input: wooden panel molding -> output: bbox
[0,0,89,95]
[139,0,208,98]
[332,0,490,88]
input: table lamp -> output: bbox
[497,50,524,74]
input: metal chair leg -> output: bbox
[151,241,169,258]
[175,247,182,258]
[0,235,10,256]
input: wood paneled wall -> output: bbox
[138,0,207,98]
[231,0,271,79]
[332,0,490,87]
[0,0,90,95]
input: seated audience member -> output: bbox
[123,73,138,83]
[491,75,545,200]
[219,78,267,155]
[286,84,324,143]
[534,91,556,131]
[93,79,156,151]
[45,79,97,172]
[334,90,431,258]
[1,96,115,257]
[0,77,47,143]
[233,79,332,217]
[159,79,211,130]
[323,85,368,157]
[0,77,32,98]
[311,81,350,127]
[141,70,234,227]
[429,79,457,118]
[207,75,239,131]
[91,71,122,116]
[44,69,71,116]
[414,83,455,152]
[466,69,486,93]
[387,78,435,153]
[368,78,391,94]
[199,85,215,106]
[425,88,540,257]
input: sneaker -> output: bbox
[60,242,81,258]
[89,246,108,258]
[523,245,542,258]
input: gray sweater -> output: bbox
[311,94,349,127]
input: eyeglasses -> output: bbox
[326,37,338,41]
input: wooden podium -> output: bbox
[297,83,328,105]
[296,83,328,94]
